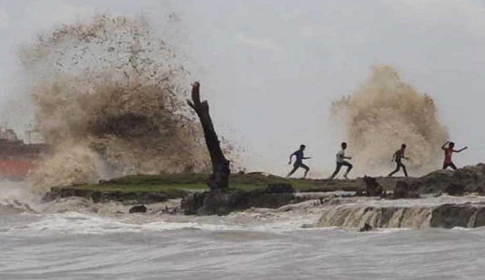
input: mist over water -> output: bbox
[332,66,449,175]
[19,15,212,190]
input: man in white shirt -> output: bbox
[329,142,353,179]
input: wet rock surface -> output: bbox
[393,181,420,199]
[359,223,373,232]
[363,176,385,197]
[443,184,466,196]
[429,204,475,228]
[129,205,147,214]
[42,187,186,204]
[316,196,485,230]
[181,184,296,215]
[409,164,485,194]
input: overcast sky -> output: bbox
[0,0,484,177]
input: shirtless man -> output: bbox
[442,141,468,170]
[330,142,353,179]
[388,144,409,177]
[287,145,311,178]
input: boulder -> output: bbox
[196,190,248,215]
[430,204,476,228]
[410,164,485,194]
[444,184,465,196]
[129,205,147,214]
[359,223,373,232]
[181,192,206,215]
[393,181,420,199]
[363,176,384,197]
[181,187,296,215]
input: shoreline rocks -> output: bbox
[129,205,148,214]
[393,181,420,199]
[409,164,485,194]
[443,184,465,196]
[42,187,187,204]
[40,164,485,229]
[181,184,296,215]
[316,197,485,230]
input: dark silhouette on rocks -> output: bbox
[363,176,384,197]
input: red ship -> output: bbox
[0,128,48,180]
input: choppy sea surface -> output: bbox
[1,182,485,280]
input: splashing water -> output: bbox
[332,66,448,175]
[19,14,212,190]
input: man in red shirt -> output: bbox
[442,141,468,170]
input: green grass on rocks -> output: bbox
[65,173,360,193]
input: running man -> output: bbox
[330,142,353,179]
[287,145,311,178]
[388,144,409,177]
[442,141,468,170]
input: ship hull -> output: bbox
[0,159,38,181]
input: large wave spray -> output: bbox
[21,15,212,190]
[331,66,448,175]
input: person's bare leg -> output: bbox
[302,164,310,179]
[287,166,298,178]
[344,163,353,179]
[329,164,342,180]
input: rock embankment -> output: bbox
[42,187,187,204]
[409,164,485,194]
[181,183,297,215]
[315,196,485,229]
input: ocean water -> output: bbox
[1,182,485,280]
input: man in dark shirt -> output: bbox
[388,144,409,177]
[287,145,311,178]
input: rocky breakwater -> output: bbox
[314,164,485,230]
[43,187,186,204]
[410,163,485,194]
[181,183,297,215]
[315,195,485,230]
[41,174,218,206]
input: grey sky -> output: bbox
[0,0,484,177]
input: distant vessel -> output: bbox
[0,128,48,180]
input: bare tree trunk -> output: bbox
[187,82,230,190]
